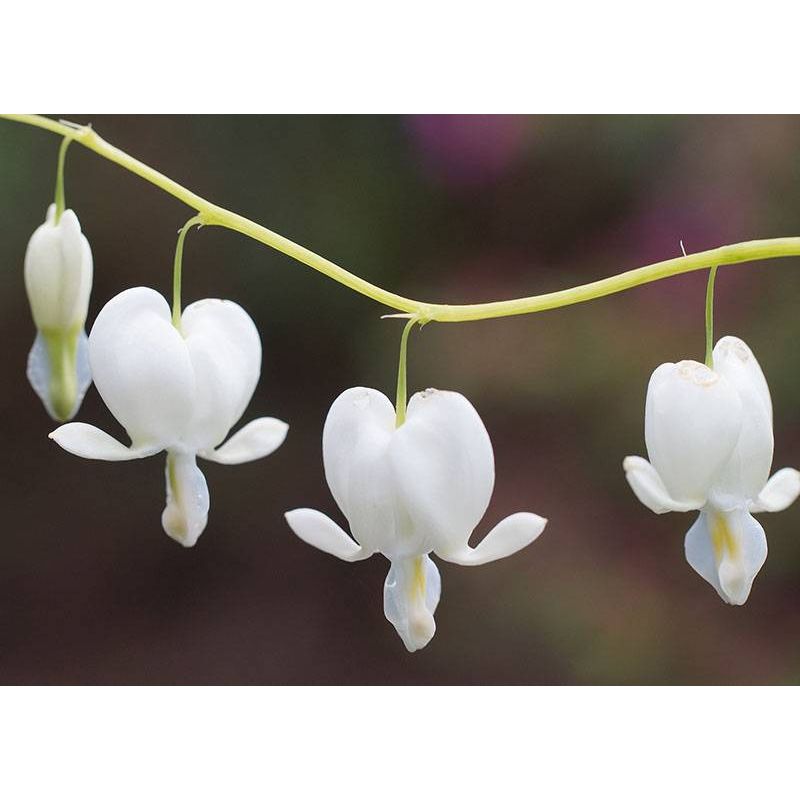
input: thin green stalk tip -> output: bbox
[704,266,718,367]
[172,216,203,329]
[53,136,73,223]
[395,317,418,427]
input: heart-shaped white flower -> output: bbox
[624,336,800,604]
[286,386,546,652]
[50,286,288,546]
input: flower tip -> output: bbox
[622,455,638,472]
[402,612,436,653]
[718,562,754,607]
[161,506,204,548]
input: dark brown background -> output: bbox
[1,115,799,684]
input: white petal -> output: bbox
[390,389,495,558]
[89,288,196,450]
[438,512,547,565]
[751,468,800,513]
[161,452,209,547]
[383,555,441,653]
[202,417,288,465]
[684,507,767,605]
[27,328,92,422]
[622,455,703,514]
[713,336,772,419]
[645,360,742,506]
[180,299,263,451]
[284,508,371,562]
[322,387,402,556]
[711,336,774,502]
[24,206,93,331]
[49,423,160,461]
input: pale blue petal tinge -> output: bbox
[27,328,91,421]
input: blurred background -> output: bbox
[1,115,800,685]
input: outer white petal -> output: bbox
[322,387,402,556]
[684,507,767,605]
[180,299,262,451]
[27,328,92,421]
[622,455,703,514]
[24,205,93,331]
[161,452,210,547]
[89,288,196,450]
[49,422,161,461]
[437,512,547,565]
[390,389,495,558]
[383,555,440,653]
[712,337,773,502]
[645,360,742,506]
[201,417,288,465]
[284,508,371,562]
[751,468,800,513]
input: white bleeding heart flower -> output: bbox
[24,204,93,421]
[624,335,800,605]
[50,286,288,547]
[285,386,547,652]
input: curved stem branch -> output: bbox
[172,215,204,329]
[5,114,800,324]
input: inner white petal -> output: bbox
[161,451,210,548]
[383,555,441,653]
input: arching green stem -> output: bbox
[172,216,203,329]
[395,318,417,427]
[704,266,718,367]
[6,114,800,325]
[53,136,72,223]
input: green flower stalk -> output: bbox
[4,115,800,326]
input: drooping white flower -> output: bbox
[286,386,547,652]
[24,204,93,421]
[624,336,800,605]
[50,287,288,547]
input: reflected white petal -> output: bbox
[623,455,702,514]
[751,468,800,513]
[202,417,288,465]
[49,423,161,461]
[438,512,546,565]
[284,508,371,562]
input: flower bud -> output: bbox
[24,204,93,421]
